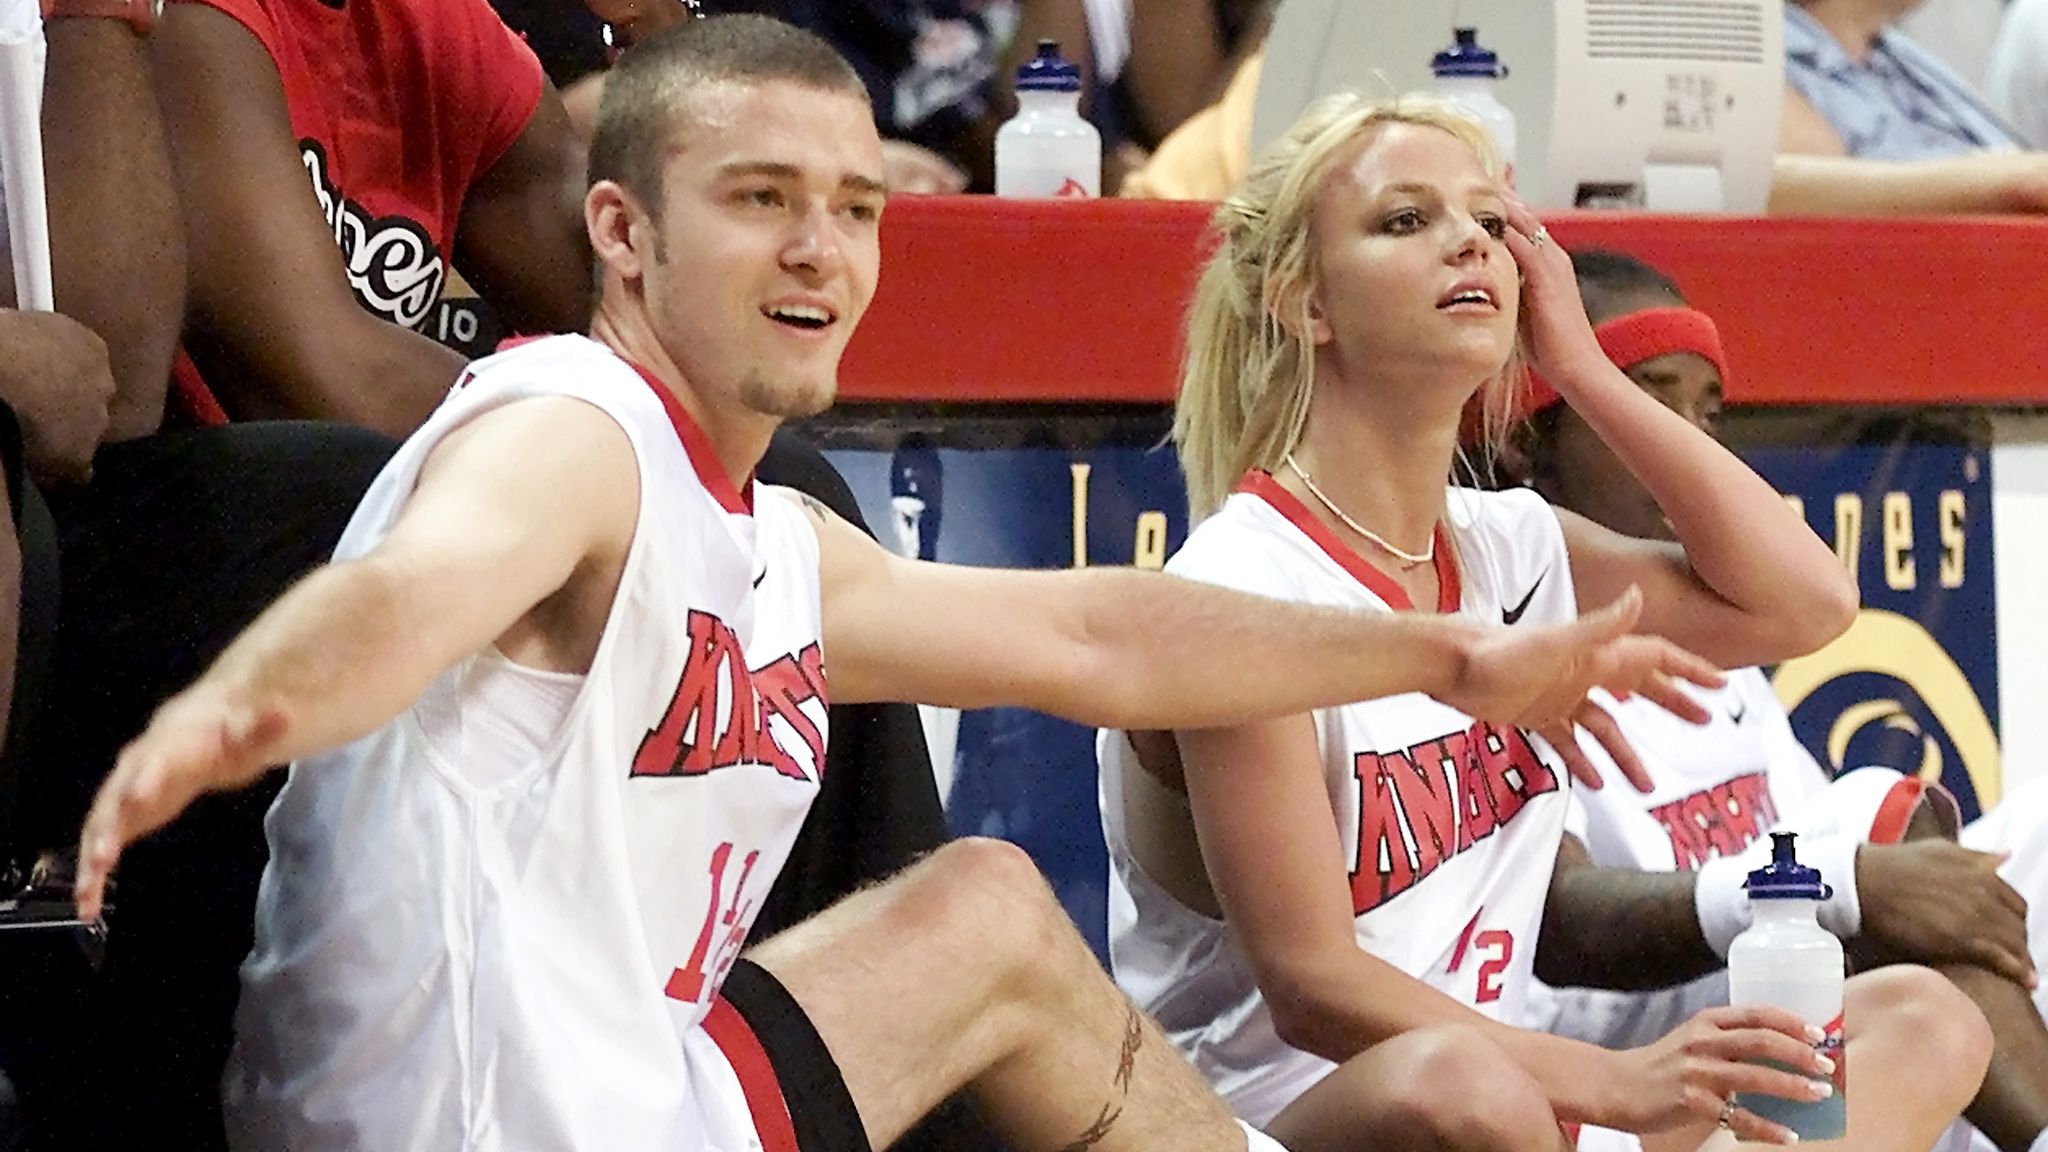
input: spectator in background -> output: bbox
[1766,0,2048,213]
[998,0,1269,193]
[155,0,592,437]
[1987,0,2048,149]
[529,0,994,192]
[1780,0,2018,158]
[0,4,399,1150]
[1122,14,2048,216]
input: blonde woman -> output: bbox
[1098,92,1985,1151]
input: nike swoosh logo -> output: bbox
[1730,701,1748,724]
[752,570,767,588]
[1502,571,1545,625]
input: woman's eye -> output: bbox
[1383,208,1424,233]
[1478,215,1508,239]
[740,187,781,208]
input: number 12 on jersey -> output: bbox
[1448,909,1514,1005]
[665,840,761,1004]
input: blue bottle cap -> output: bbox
[1745,832,1834,901]
[1017,39,1082,93]
[1432,27,1506,79]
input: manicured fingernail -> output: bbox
[1805,1025,1826,1044]
[1809,1080,1833,1100]
[1814,1055,1835,1076]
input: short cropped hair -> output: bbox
[588,14,869,216]
[1571,249,1686,325]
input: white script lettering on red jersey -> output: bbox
[301,140,446,329]
[225,335,828,1152]
[1100,477,1578,1126]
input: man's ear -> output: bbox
[586,180,649,282]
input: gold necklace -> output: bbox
[1282,453,1436,568]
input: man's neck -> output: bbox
[1799,0,1894,64]
[589,309,776,494]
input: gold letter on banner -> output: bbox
[1070,462,1091,569]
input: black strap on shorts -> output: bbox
[713,958,873,1152]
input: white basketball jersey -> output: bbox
[1100,475,1578,1125]
[224,335,831,1152]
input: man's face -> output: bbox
[640,79,886,423]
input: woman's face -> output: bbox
[1304,122,1520,392]
[1543,318,1725,541]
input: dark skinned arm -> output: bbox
[450,85,592,337]
[42,17,182,439]
[153,3,464,437]
[1536,833,1724,991]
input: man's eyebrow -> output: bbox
[842,173,888,197]
[716,161,888,197]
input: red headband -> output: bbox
[1523,307,1729,416]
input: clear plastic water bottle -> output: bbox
[995,40,1100,199]
[1728,833,1847,1140]
[1431,27,1517,183]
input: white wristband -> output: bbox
[1694,854,1753,958]
[1693,835,1866,957]
[1805,836,1864,939]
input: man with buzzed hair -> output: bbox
[73,15,1720,1152]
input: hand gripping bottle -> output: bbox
[1728,832,1847,1139]
[1431,27,1517,183]
[994,39,1101,198]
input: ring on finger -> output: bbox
[1717,1095,1738,1129]
[1530,224,1552,247]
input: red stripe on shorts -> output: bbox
[702,995,802,1152]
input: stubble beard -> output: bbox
[738,369,835,421]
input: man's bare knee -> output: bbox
[881,838,1074,971]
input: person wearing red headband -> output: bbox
[1512,249,2048,1152]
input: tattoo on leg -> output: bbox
[1058,1005,1147,1151]
[1114,1003,1143,1094]
[1058,1102,1123,1152]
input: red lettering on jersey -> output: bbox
[632,609,829,780]
[1350,721,1560,915]
[1648,770,1777,870]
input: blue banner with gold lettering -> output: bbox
[1746,437,2000,821]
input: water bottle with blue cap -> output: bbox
[1432,27,1517,183]
[1728,832,1848,1139]
[995,40,1101,199]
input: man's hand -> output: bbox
[1858,839,2035,987]
[0,310,115,485]
[74,686,290,919]
[1442,587,1722,793]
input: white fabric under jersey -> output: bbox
[1101,476,1580,1127]
[224,335,832,1152]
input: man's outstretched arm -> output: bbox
[806,496,1717,786]
[72,396,637,915]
